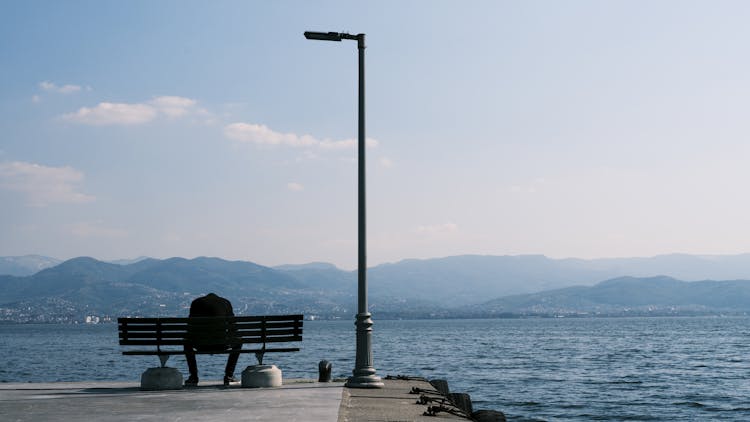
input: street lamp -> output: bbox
[304,31,383,389]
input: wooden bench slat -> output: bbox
[234,322,302,330]
[121,324,302,330]
[118,315,302,324]
[119,326,188,332]
[120,328,302,338]
[119,331,303,341]
[235,329,302,337]
[120,339,187,346]
[119,337,302,346]
[122,347,300,356]
[119,334,180,340]
[260,336,302,343]
[119,322,302,331]
[248,315,302,322]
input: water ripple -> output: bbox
[3,317,750,420]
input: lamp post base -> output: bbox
[346,312,384,389]
[346,372,384,389]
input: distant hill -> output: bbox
[471,276,750,316]
[0,256,360,323]
[274,262,354,291]
[125,257,305,294]
[5,253,750,322]
[368,255,595,306]
[108,256,151,266]
[273,262,340,271]
[559,253,750,281]
[367,253,750,306]
[0,255,61,276]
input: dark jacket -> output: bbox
[187,293,237,351]
[189,293,235,318]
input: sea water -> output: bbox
[2,317,749,421]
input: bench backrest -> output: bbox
[118,314,303,350]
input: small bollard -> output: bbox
[429,379,450,395]
[318,360,332,382]
[472,409,507,422]
[448,393,473,415]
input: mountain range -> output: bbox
[470,276,750,316]
[3,254,750,322]
[0,255,61,277]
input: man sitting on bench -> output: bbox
[184,293,241,386]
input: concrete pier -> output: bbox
[0,378,466,421]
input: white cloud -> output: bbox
[287,182,304,191]
[0,161,95,207]
[61,95,200,126]
[31,95,41,103]
[414,223,459,235]
[39,81,82,94]
[224,123,316,146]
[149,96,198,118]
[224,122,379,150]
[62,102,158,125]
[68,221,128,238]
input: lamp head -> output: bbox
[304,31,343,42]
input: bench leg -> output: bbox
[158,354,170,368]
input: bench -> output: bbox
[118,314,303,367]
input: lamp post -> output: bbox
[304,31,383,388]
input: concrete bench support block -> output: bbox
[242,364,282,388]
[140,367,183,390]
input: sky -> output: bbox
[2,1,750,269]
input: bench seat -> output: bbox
[118,314,303,366]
